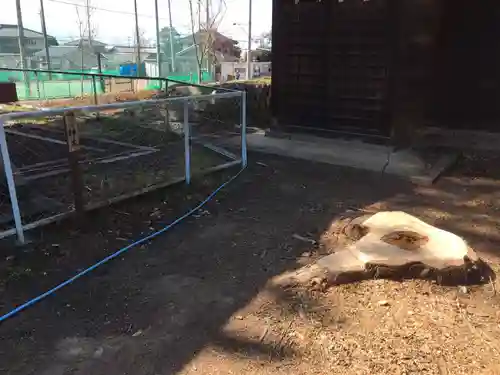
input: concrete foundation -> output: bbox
[237,131,458,185]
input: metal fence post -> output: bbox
[35,71,41,101]
[0,119,25,244]
[241,91,248,168]
[41,79,47,100]
[92,75,98,105]
[183,100,191,185]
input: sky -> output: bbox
[0,0,272,49]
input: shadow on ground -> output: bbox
[3,149,500,374]
[0,153,410,375]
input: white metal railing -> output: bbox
[0,90,247,244]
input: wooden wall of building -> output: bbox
[430,0,500,131]
[272,0,393,138]
[271,0,329,129]
[272,0,500,141]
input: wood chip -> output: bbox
[292,234,317,245]
[458,285,468,294]
[132,330,143,337]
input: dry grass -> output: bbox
[225,76,271,85]
[180,247,500,375]
[175,155,500,375]
[0,103,50,124]
[19,89,159,109]
[0,104,34,113]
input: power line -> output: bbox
[46,0,173,21]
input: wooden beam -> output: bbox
[64,111,85,218]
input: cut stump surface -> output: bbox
[270,211,492,289]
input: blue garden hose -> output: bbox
[0,168,245,323]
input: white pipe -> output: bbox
[241,91,248,167]
[0,91,248,243]
[39,0,52,74]
[133,0,141,74]
[0,92,243,122]
[247,0,253,80]
[0,160,242,241]
[183,101,191,185]
[167,0,176,72]
[154,0,162,86]
[0,119,25,244]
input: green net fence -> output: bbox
[0,68,214,101]
[146,71,213,90]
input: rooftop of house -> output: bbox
[33,46,102,68]
[102,52,137,65]
[33,45,105,60]
[145,47,238,64]
[34,46,79,58]
[105,46,156,54]
[179,29,237,45]
[0,24,57,40]
[64,38,107,47]
[144,53,158,62]
[176,44,197,56]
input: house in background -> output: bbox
[0,24,58,69]
[0,54,22,70]
[142,46,199,79]
[219,45,271,82]
[179,30,241,59]
[33,41,157,72]
[143,53,170,78]
[169,30,241,79]
[252,47,271,62]
[220,61,271,82]
[63,38,108,54]
[102,45,156,70]
[33,45,102,71]
[0,24,58,55]
[141,30,240,81]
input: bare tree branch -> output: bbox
[188,0,227,82]
[83,0,96,48]
[188,0,202,81]
[75,5,86,92]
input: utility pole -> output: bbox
[39,0,51,74]
[133,0,141,76]
[247,0,252,80]
[154,0,162,83]
[205,0,211,77]
[85,0,92,49]
[198,0,201,31]
[167,0,175,73]
[15,0,30,96]
[206,0,210,28]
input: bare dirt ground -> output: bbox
[1,152,500,375]
[21,88,159,108]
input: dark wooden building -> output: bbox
[271,0,500,143]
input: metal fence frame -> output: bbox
[0,90,247,244]
[0,67,238,101]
